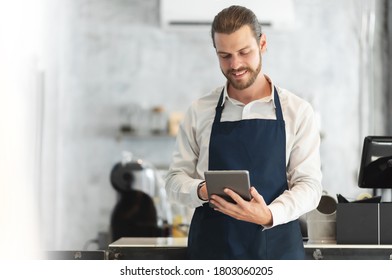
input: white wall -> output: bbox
[37,0,387,250]
[0,0,46,259]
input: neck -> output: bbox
[228,74,271,105]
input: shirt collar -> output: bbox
[221,74,277,108]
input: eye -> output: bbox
[219,53,230,59]
[240,50,250,56]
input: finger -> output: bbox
[250,186,266,204]
[210,194,241,216]
[219,191,249,217]
[223,188,245,205]
[212,201,241,219]
[210,194,229,208]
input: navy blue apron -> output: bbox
[187,87,305,259]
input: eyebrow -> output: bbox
[216,46,252,56]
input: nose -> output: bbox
[229,54,242,70]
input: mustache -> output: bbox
[227,67,251,75]
[226,67,253,76]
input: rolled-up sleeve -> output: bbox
[165,104,206,208]
[268,101,323,227]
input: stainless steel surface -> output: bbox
[107,237,392,260]
[108,237,188,260]
[109,237,187,248]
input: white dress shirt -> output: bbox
[165,76,323,228]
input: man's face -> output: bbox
[214,25,263,90]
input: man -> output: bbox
[165,5,322,259]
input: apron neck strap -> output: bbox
[213,89,225,123]
[214,86,284,122]
[273,86,284,121]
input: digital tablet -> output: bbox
[204,170,251,207]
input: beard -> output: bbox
[222,54,262,90]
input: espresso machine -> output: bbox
[109,152,172,241]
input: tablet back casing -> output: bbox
[204,170,251,204]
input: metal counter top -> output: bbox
[109,237,188,248]
[107,237,392,260]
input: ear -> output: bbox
[259,34,267,54]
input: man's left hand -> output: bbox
[209,186,273,226]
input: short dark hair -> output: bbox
[211,5,262,48]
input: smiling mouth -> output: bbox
[231,69,248,78]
